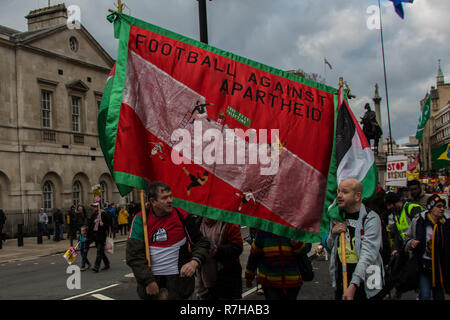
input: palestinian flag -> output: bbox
[327,98,378,219]
[99,12,339,242]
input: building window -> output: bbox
[43,181,54,211]
[100,181,107,206]
[73,181,82,206]
[69,37,78,52]
[72,96,81,132]
[42,90,52,128]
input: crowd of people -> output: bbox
[124,179,450,301]
[31,201,140,272]
[338,179,450,300]
[1,178,449,300]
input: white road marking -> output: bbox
[124,273,134,278]
[91,293,115,300]
[63,283,120,300]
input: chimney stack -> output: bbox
[25,3,67,32]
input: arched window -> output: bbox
[73,181,82,206]
[100,181,107,206]
[43,181,54,211]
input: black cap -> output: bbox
[385,192,401,204]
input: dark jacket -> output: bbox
[66,209,76,230]
[74,209,87,226]
[410,212,450,293]
[199,221,243,300]
[53,210,64,225]
[87,210,111,243]
[0,210,6,226]
[126,208,210,300]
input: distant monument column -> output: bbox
[372,83,386,188]
[373,83,382,130]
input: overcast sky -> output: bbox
[1,0,449,144]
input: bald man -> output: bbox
[327,178,384,300]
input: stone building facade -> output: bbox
[0,4,128,234]
[419,61,450,174]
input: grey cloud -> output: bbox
[1,0,448,142]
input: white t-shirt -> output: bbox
[422,225,433,260]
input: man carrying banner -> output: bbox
[126,182,210,300]
[327,178,384,300]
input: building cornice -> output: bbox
[15,43,111,73]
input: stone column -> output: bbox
[373,83,382,131]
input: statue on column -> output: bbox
[360,103,382,153]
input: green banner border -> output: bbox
[107,12,338,95]
[173,197,323,243]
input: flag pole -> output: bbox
[340,232,348,291]
[337,77,348,291]
[109,0,150,268]
[140,189,151,267]
[378,0,394,155]
[198,0,208,44]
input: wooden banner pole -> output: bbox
[140,189,151,267]
[340,232,348,291]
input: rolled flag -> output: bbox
[389,0,414,19]
[407,154,419,172]
[415,96,431,141]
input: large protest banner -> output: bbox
[99,12,350,242]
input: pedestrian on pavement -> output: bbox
[0,209,6,247]
[245,229,307,300]
[75,205,86,237]
[195,217,243,300]
[404,194,450,300]
[66,205,77,246]
[78,225,91,271]
[327,178,384,300]
[52,209,64,241]
[118,206,129,235]
[38,208,50,240]
[107,203,118,238]
[126,182,210,300]
[407,179,429,209]
[88,203,111,273]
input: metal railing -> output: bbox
[2,209,61,238]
